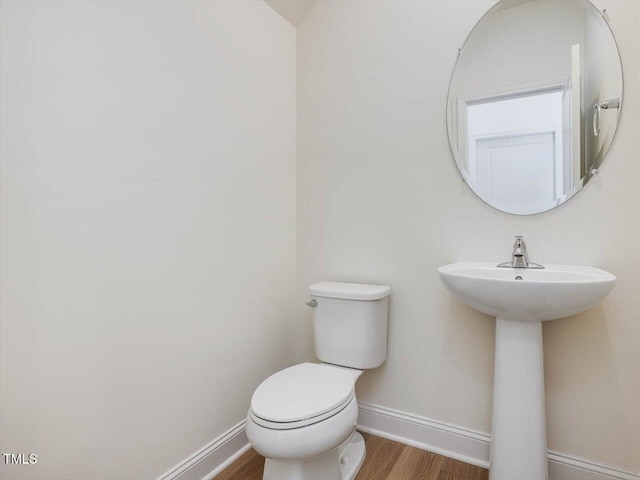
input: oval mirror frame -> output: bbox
[446,0,623,215]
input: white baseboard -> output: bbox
[547,451,640,480]
[156,420,250,480]
[357,402,640,480]
[357,401,491,468]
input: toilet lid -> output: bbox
[250,363,355,423]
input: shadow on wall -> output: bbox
[543,305,635,455]
[435,299,495,429]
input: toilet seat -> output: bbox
[249,393,354,429]
[250,363,355,430]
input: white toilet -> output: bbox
[245,281,391,480]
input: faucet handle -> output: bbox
[513,235,525,248]
[498,235,544,269]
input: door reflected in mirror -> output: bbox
[447,0,622,215]
[467,90,567,214]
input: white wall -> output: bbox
[0,1,295,479]
[297,0,639,472]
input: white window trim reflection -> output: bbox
[455,79,580,212]
[455,78,569,171]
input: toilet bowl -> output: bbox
[246,363,364,480]
[246,281,391,480]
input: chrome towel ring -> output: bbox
[593,98,621,136]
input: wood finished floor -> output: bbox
[216,432,488,480]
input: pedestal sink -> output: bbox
[438,262,616,480]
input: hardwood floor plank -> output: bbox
[441,457,488,480]
[471,465,489,480]
[354,434,405,480]
[214,448,264,480]
[437,471,469,480]
[386,444,445,480]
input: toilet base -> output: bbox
[338,431,366,479]
[262,431,366,480]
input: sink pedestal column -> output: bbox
[490,318,548,480]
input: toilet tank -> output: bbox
[309,282,391,369]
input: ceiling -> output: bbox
[264,0,316,26]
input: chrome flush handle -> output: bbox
[305,299,317,308]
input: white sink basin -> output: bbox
[438,262,615,321]
[438,261,615,480]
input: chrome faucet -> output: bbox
[497,236,544,269]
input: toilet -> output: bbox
[245,281,391,480]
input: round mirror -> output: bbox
[446,0,623,215]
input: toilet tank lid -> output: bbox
[309,281,391,300]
